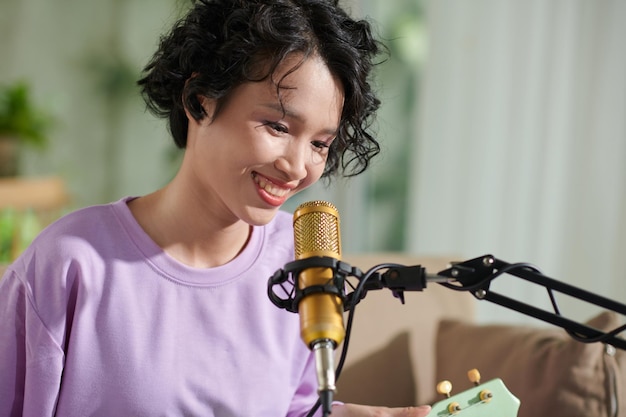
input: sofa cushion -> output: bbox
[336,332,415,407]
[435,311,626,417]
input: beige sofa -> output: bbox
[337,253,626,417]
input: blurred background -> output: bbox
[1,0,624,325]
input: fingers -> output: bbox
[404,405,431,416]
[393,405,431,416]
[330,403,431,417]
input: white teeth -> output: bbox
[254,174,289,197]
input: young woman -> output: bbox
[0,1,431,416]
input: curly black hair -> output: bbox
[138,0,384,178]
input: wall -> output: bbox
[408,0,626,324]
[0,0,183,206]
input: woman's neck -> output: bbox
[127,183,252,269]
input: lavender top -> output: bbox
[0,197,319,416]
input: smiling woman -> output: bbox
[154,53,344,226]
[0,1,431,417]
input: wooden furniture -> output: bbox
[0,175,70,262]
[0,176,69,212]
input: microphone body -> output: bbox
[293,201,345,413]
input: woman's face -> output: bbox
[182,54,344,226]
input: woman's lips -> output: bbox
[252,172,293,206]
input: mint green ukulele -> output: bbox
[427,369,520,417]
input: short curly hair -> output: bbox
[138,0,384,178]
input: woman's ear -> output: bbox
[198,95,217,121]
[182,75,216,125]
[183,94,216,126]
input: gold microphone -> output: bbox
[293,200,345,413]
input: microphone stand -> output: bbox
[435,254,626,349]
[267,254,626,415]
[351,253,626,349]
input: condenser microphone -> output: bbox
[293,200,345,415]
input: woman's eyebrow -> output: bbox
[260,102,294,118]
[260,102,339,136]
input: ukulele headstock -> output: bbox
[427,369,520,417]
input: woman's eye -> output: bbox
[264,121,288,134]
[311,141,331,153]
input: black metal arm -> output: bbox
[268,254,626,350]
[435,254,626,350]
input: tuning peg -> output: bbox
[467,368,481,385]
[448,402,462,414]
[436,380,453,398]
[436,380,461,414]
[479,389,494,402]
[467,368,493,402]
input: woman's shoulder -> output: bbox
[37,198,127,241]
[17,197,135,264]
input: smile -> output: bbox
[252,173,291,198]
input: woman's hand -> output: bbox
[330,403,431,417]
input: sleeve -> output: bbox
[0,267,65,417]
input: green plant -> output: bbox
[0,81,54,148]
[0,209,16,263]
[0,208,42,263]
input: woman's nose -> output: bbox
[274,142,308,181]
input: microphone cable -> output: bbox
[305,263,407,417]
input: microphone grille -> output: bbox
[293,200,341,258]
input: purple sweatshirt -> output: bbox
[0,197,320,416]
